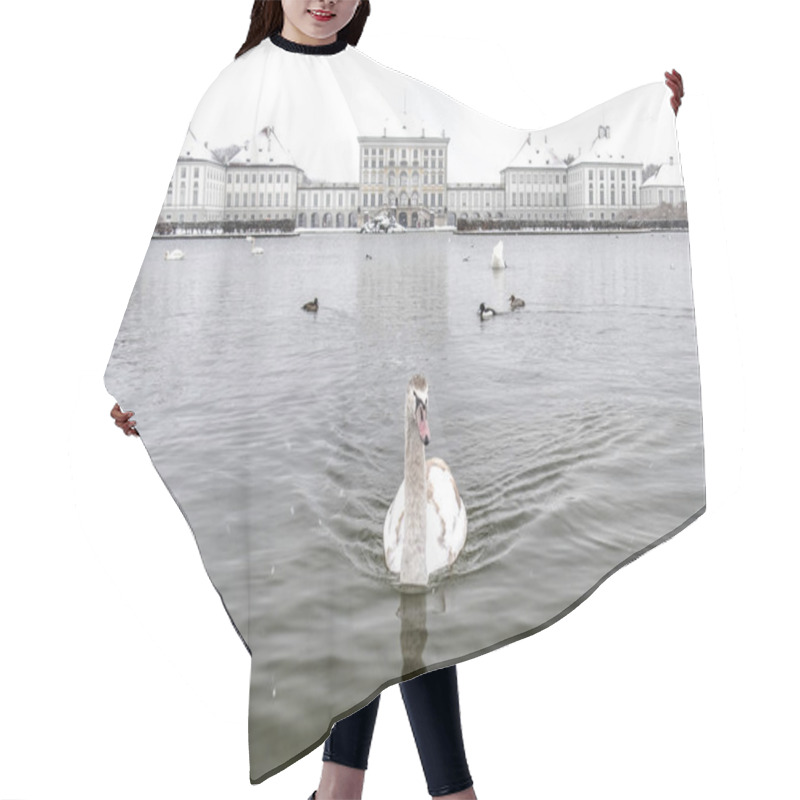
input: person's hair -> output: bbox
[235,0,371,59]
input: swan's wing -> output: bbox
[426,458,468,571]
[383,481,405,573]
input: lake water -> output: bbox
[105,230,705,780]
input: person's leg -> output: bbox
[315,695,381,800]
[400,666,476,799]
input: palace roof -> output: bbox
[572,125,641,167]
[228,127,297,168]
[641,158,683,188]
[177,129,220,164]
[503,134,566,170]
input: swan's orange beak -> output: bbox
[416,404,430,445]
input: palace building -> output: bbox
[640,156,685,209]
[567,126,643,223]
[158,123,681,230]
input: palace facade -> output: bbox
[158,124,681,230]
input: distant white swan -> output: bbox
[384,375,467,586]
[164,249,184,261]
[251,242,265,255]
[491,240,505,269]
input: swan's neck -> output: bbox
[401,411,427,586]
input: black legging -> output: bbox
[323,665,473,797]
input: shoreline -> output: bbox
[153,226,686,241]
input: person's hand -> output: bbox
[111,403,139,437]
[665,69,684,115]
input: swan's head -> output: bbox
[407,375,430,445]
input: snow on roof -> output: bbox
[177,129,220,164]
[571,125,640,167]
[228,126,297,167]
[504,134,566,170]
[641,158,683,188]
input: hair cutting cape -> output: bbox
[105,33,705,783]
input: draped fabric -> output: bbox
[105,34,704,782]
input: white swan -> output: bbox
[384,375,467,586]
[491,240,505,269]
[164,249,184,261]
[251,242,265,255]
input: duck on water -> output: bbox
[478,303,497,320]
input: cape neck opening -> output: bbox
[270,32,348,56]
